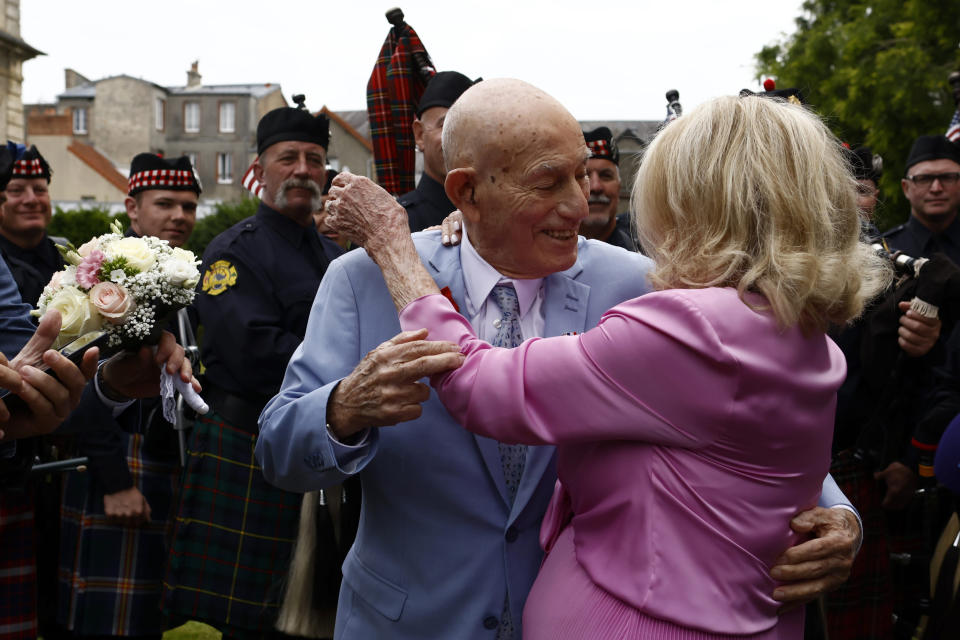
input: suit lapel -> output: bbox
[427,242,593,515]
[511,259,590,519]
[426,242,513,505]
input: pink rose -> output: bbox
[76,249,106,288]
[89,281,134,324]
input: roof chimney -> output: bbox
[187,61,201,88]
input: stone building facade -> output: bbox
[46,63,287,203]
[0,0,42,143]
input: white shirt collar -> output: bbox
[460,225,543,320]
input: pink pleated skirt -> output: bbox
[522,526,804,640]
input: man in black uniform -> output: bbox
[399,71,474,232]
[163,104,343,638]
[58,153,202,639]
[581,126,639,252]
[883,135,960,265]
[0,146,64,307]
[846,145,882,238]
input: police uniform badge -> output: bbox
[202,260,237,296]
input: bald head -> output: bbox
[441,78,584,175]
[439,78,590,280]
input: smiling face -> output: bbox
[1,178,52,247]
[902,158,960,231]
[126,189,198,247]
[463,97,590,279]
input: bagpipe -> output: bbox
[851,244,960,470]
[851,244,960,639]
[662,90,682,128]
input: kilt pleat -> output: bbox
[0,489,36,640]
[58,432,178,636]
[162,412,301,633]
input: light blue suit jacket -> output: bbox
[258,232,653,639]
[256,231,854,639]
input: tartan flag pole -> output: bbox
[366,7,436,196]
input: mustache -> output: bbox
[274,177,323,211]
[281,178,323,197]
[588,194,611,205]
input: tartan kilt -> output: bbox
[823,452,894,640]
[0,488,36,640]
[57,432,178,636]
[162,411,302,633]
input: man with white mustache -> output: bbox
[163,103,344,638]
[580,126,639,252]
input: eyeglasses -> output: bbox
[904,172,960,187]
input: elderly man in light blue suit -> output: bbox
[257,79,862,640]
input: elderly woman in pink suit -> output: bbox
[326,93,890,638]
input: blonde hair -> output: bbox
[632,95,890,333]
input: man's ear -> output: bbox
[445,168,479,217]
[124,196,138,221]
[412,118,425,150]
[901,178,910,198]
[253,156,265,182]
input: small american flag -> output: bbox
[242,161,263,199]
[948,107,960,143]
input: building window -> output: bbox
[217,152,233,183]
[219,102,235,133]
[155,98,165,131]
[186,152,199,171]
[73,107,88,134]
[184,102,200,133]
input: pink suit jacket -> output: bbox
[400,286,844,636]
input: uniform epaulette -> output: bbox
[204,215,258,256]
[881,223,907,238]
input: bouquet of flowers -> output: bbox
[35,221,200,350]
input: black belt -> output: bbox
[203,385,271,435]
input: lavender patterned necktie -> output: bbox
[490,283,527,640]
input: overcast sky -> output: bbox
[21,0,806,121]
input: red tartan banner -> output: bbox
[367,22,435,196]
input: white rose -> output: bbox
[161,257,201,288]
[46,286,103,347]
[109,237,156,272]
[170,247,198,265]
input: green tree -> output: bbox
[185,197,260,257]
[756,0,960,230]
[48,207,129,246]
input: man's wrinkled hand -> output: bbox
[327,329,464,440]
[874,461,918,510]
[897,301,940,357]
[769,507,860,609]
[103,486,151,526]
[326,173,410,250]
[101,330,200,400]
